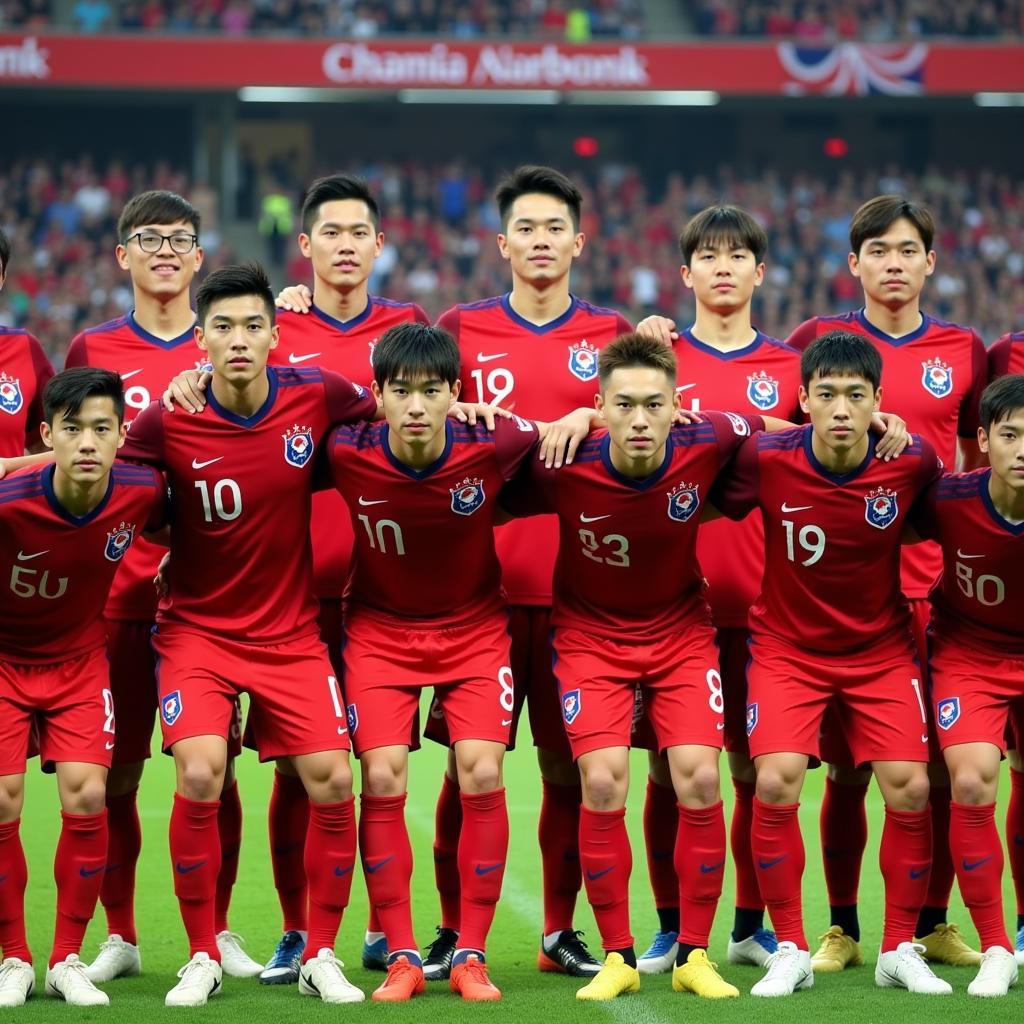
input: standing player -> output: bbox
[712,331,949,997]
[120,264,379,1007]
[909,373,1024,996]
[0,368,166,1007]
[786,196,987,971]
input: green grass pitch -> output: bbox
[19,696,1018,1021]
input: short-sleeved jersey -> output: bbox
[913,469,1024,656]
[674,329,803,627]
[0,327,54,458]
[713,425,942,654]
[502,411,761,639]
[787,309,987,598]
[988,332,1024,380]
[65,312,203,621]
[326,415,538,628]
[439,293,632,606]
[0,462,166,664]
[120,364,377,642]
[273,298,428,600]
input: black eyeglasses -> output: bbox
[124,231,199,255]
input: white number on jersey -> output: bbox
[579,529,630,568]
[195,479,242,522]
[954,561,1005,607]
[783,520,826,566]
[358,514,406,556]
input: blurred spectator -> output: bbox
[72,0,113,30]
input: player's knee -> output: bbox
[580,767,625,809]
[178,760,223,801]
[65,777,107,815]
[0,782,24,823]
[950,767,992,806]
[755,767,798,804]
[362,758,402,796]
[683,762,721,806]
[888,770,930,811]
[464,759,501,793]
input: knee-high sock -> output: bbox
[169,794,221,960]
[214,779,242,934]
[51,810,108,967]
[539,779,582,935]
[644,779,679,911]
[358,794,415,953]
[730,778,763,912]
[100,787,141,945]
[269,770,309,933]
[303,798,356,961]
[579,806,632,952]
[820,776,869,908]
[676,801,726,948]
[1008,769,1024,918]
[0,819,30,962]
[457,789,509,951]
[434,773,463,931]
[880,806,931,953]
[923,786,954,912]
[950,801,1010,951]
[752,799,806,949]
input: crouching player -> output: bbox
[712,330,950,996]
[323,322,593,1003]
[0,368,167,1007]
[910,373,1024,997]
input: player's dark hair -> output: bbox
[800,330,882,390]
[495,165,582,232]
[679,205,768,265]
[849,195,934,255]
[301,174,381,235]
[117,190,201,242]
[196,262,275,326]
[43,367,125,425]
[0,226,9,277]
[372,322,460,388]
[598,332,677,387]
[980,373,1024,432]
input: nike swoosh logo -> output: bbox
[781,503,813,513]
[921,734,929,743]
[79,866,104,878]
[579,513,611,523]
[16,550,48,561]
[501,718,513,727]
[585,866,614,881]
[358,497,388,506]
[175,860,207,874]
[475,863,504,876]
[909,867,929,879]
[192,457,223,470]
[676,383,698,393]
[962,856,993,871]
[476,352,508,363]
[956,549,984,560]
[105,740,115,750]
[365,856,395,874]
[758,855,787,870]
[699,860,725,874]
[337,726,348,735]
[334,865,354,877]
[289,352,321,364]
[120,369,144,380]
[716,722,725,730]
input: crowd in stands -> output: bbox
[2,156,1021,364]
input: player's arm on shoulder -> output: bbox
[162,368,210,414]
[872,409,909,461]
[782,318,818,351]
[142,470,171,545]
[707,433,760,521]
[449,401,510,430]
[634,313,677,345]
[0,450,53,479]
[535,407,601,468]
[276,282,313,313]
[323,369,381,424]
[497,457,553,522]
[118,401,165,464]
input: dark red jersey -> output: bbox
[988,332,1024,380]
[0,327,54,458]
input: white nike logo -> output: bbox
[105,740,116,750]
[676,383,698,393]
[501,719,513,727]
[192,457,223,470]
[716,722,725,731]
[120,369,144,381]
[781,503,813,513]
[16,550,48,561]
[477,352,509,363]
[579,513,611,523]
[956,549,984,560]
[337,727,348,735]
[288,352,321,364]
[921,734,929,744]
[358,497,388,507]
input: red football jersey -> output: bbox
[121,364,377,642]
[713,425,942,654]
[787,309,986,598]
[439,293,632,605]
[0,462,166,664]
[273,299,428,600]
[674,329,803,627]
[326,415,538,628]
[913,469,1024,656]
[503,411,762,639]
[0,327,55,458]
[988,332,1024,379]
[65,313,204,621]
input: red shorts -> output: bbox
[153,627,349,761]
[105,618,158,766]
[552,625,724,760]
[344,613,513,756]
[0,647,115,774]
[929,637,1024,753]
[746,632,929,767]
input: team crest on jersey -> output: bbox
[450,477,486,516]
[562,689,582,725]
[0,373,23,416]
[104,521,136,562]
[666,482,700,523]
[864,486,899,530]
[282,424,315,468]
[921,357,954,398]
[567,340,599,382]
[936,697,960,731]
[352,382,366,399]
[161,690,183,727]
[746,370,780,411]
[194,360,213,373]
[346,703,359,734]
[746,702,758,736]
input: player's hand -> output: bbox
[450,402,511,429]
[276,284,313,313]
[162,370,211,414]
[672,408,703,425]
[153,551,171,598]
[540,407,598,468]
[873,411,909,461]
[635,314,678,346]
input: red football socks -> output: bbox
[304,798,356,961]
[51,810,108,967]
[752,798,807,949]
[269,769,309,933]
[820,775,869,907]
[100,787,141,945]
[730,778,763,912]
[433,772,463,931]
[676,801,726,948]
[169,794,221,960]
[457,789,509,951]
[643,779,679,911]
[1008,769,1024,918]
[214,779,242,934]
[358,794,415,953]
[880,805,931,952]
[0,819,30,962]
[950,801,1011,951]
[579,805,633,951]
[539,779,582,935]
